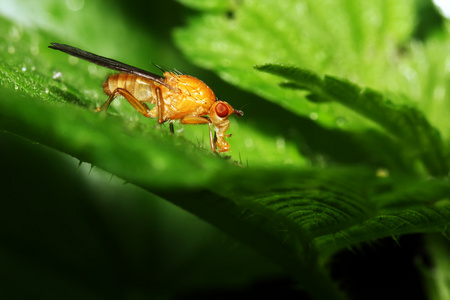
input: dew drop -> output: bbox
[53,71,62,80]
[66,0,85,11]
[21,66,27,72]
[245,138,254,148]
[402,67,416,82]
[433,86,445,101]
[276,136,286,152]
[336,117,347,126]
[376,168,389,178]
[309,112,318,120]
[88,64,98,74]
[9,26,22,41]
[14,85,19,90]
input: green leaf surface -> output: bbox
[316,178,450,257]
[255,63,449,177]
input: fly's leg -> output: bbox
[96,88,152,117]
[209,123,216,152]
[156,86,173,133]
[156,87,164,124]
[181,116,215,152]
[155,87,171,134]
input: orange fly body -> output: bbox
[49,43,243,152]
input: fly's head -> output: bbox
[209,101,244,152]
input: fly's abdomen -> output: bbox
[103,73,157,102]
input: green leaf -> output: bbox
[316,178,450,256]
[174,0,421,126]
[174,0,450,145]
[255,63,449,176]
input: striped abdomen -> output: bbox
[103,73,158,103]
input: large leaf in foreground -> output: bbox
[255,64,449,177]
[4,79,450,298]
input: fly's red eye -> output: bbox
[215,103,229,118]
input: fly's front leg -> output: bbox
[156,86,173,132]
[96,88,152,117]
[155,87,164,124]
[181,116,215,152]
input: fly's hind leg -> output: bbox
[96,88,153,118]
[181,116,215,152]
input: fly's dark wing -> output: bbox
[49,43,171,88]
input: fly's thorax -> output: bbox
[162,72,216,109]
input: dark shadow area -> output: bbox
[178,277,311,300]
[113,0,193,43]
[0,132,283,299]
[0,132,157,299]
[330,234,428,300]
[412,0,445,41]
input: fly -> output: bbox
[49,43,243,152]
